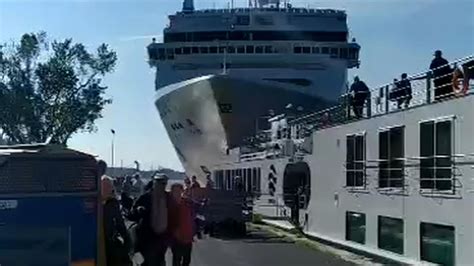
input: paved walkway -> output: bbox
[164,227,356,266]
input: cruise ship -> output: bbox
[149,0,360,179]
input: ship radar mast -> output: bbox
[182,0,194,12]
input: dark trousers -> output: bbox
[172,242,192,266]
[142,240,168,266]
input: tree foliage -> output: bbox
[0,32,117,144]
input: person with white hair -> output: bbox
[129,173,173,266]
[98,160,132,266]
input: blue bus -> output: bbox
[0,144,100,266]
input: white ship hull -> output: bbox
[155,74,344,180]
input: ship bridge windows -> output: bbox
[236,46,245,53]
[236,15,250,25]
[164,31,347,43]
[199,46,209,54]
[348,48,358,59]
[255,46,264,54]
[321,47,330,54]
[209,46,218,53]
[227,46,236,53]
[264,45,273,53]
[246,45,254,54]
[183,47,191,54]
[312,47,320,54]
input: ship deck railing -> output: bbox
[286,55,474,138]
[177,7,345,15]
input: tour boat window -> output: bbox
[420,119,453,191]
[227,46,236,53]
[264,46,273,53]
[346,212,366,244]
[200,47,209,54]
[225,170,231,190]
[175,47,182,55]
[302,47,310,54]
[256,46,264,54]
[218,46,226,53]
[237,46,245,53]
[321,47,329,54]
[246,45,254,54]
[252,168,258,192]
[340,48,348,59]
[243,168,247,192]
[312,47,320,54]
[293,46,302,54]
[346,133,366,188]
[191,47,199,54]
[257,168,261,193]
[331,47,339,57]
[378,216,404,254]
[378,126,405,188]
[209,46,218,54]
[420,223,455,266]
[183,47,191,54]
[246,168,252,192]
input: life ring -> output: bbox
[452,68,469,96]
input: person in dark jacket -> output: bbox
[128,174,175,266]
[430,50,452,99]
[391,73,412,109]
[349,76,370,118]
[99,161,132,266]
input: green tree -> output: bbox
[0,32,117,144]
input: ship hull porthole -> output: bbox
[283,162,311,210]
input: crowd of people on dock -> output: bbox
[98,160,210,266]
[348,50,473,119]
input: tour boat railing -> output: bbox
[289,55,474,138]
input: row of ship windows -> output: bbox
[149,45,358,60]
[345,118,454,192]
[213,167,262,193]
[346,212,454,265]
[164,31,347,43]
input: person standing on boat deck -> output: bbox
[430,50,452,99]
[349,76,370,118]
[170,183,195,266]
[398,73,412,108]
[129,174,174,266]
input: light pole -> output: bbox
[111,129,116,169]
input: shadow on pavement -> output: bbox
[209,228,295,244]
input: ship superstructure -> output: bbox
[150,0,360,178]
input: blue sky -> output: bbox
[0,0,472,171]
